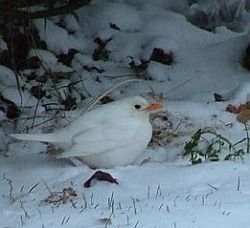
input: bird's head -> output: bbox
[119,96,163,118]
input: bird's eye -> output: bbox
[134,104,141,109]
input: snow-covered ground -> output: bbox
[1,0,250,227]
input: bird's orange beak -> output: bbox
[144,101,163,112]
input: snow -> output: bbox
[28,49,73,72]
[33,19,87,54]
[1,87,38,108]
[2,0,250,227]
[0,37,7,51]
[0,65,17,87]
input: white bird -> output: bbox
[10,96,162,168]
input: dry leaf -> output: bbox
[237,110,250,123]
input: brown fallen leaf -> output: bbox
[226,102,250,114]
[150,48,174,65]
[237,110,250,123]
[42,187,77,205]
[214,93,225,102]
[0,95,20,119]
[84,171,118,188]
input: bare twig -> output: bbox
[2,0,92,21]
[2,173,15,203]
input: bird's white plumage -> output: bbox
[10,96,160,168]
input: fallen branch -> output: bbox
[2,0,91,21]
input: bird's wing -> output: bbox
[56,117,140,158]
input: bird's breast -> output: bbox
[133,119,152,146]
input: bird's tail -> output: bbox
[9,133,63,143]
